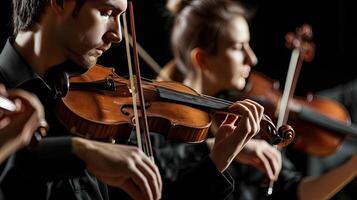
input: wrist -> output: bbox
[0,139,20,164]
[209,151,227,173]
[72,137,94,161]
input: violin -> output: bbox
[54,64,295,147]
[242,71,357,156]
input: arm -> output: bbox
[2,124,161,200]
[298,154,357,200]
[0,86,161,200]
[11,136,162,200]
[161,99,264,200]
[162,155,234,200]
[0,86,45,164]
[207,138,282,181]
[207,98,281,180]
[72,137,162,200]
[235,139,282,181]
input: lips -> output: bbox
[93,45,110,57]
[240,65,251,78]
[97,48,108,52]
[95,49,103,55]
[97,45,110,53]
[94,47,108,56]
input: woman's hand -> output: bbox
[235,139,282,181]
[209,99,264,172]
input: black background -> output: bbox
[1,0,357,96]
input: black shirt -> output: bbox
[0,38,108,200]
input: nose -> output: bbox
[243,44,258,67]
[104,16,122,44]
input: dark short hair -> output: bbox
[12,0,85,35]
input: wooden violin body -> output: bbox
[57,65,211,143]
[243,71,356,156]
[56,65,294,146]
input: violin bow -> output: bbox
[276,24,314,127]
[122,9,143,150]
[0,95,16,112]
[268,24,314,196]
[123,1,154,161]
[121,26,163,75]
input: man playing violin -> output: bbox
[0,1,161,200]
[0,0,267,200]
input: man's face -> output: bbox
[56,0,127,68]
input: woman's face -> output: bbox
[204,16,257,90]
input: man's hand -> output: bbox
[0,85,46,164]
[72,137,162,200]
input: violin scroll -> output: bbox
[257,115,295,148]
[285,24,315,62]
[277,125,295,147]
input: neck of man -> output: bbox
[14,26,67,77]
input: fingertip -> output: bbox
[0,84,6,96]
[13,98,23,112]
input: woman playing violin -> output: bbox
[0,0,268,199]
[159,0,357,199]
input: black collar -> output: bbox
[0,38,39,88]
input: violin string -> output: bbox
[136,77,234,105]
[108,75,274,124]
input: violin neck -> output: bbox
[298,106,357,139]
[157,87,231,111]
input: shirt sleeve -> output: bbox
[270,152,302,200]
[1,136,86,182]
[162,156,234,200]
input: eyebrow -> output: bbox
[94,0,126,14]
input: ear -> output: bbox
[190,48,207,71]
[49,0,68,15]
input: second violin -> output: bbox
[242,71,357,156]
